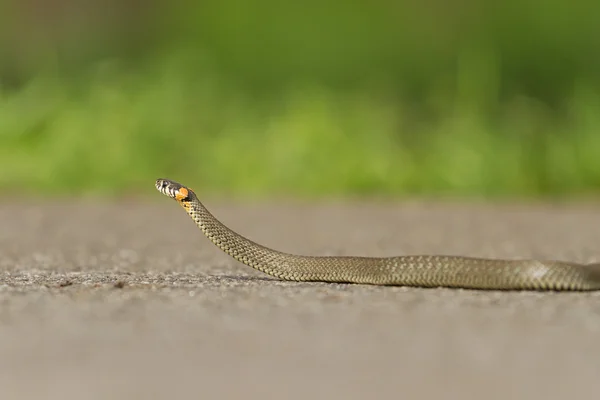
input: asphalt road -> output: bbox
[1,198,600,400]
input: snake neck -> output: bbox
[180,194,289,276]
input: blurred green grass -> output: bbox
[1,0,599,198]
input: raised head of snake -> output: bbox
[155,177,600,291]
[156,178,194,202]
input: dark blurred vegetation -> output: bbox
[1,0,599,198]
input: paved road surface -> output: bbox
[1,199,600,399]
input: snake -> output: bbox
[155,178,600,291]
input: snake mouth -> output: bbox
[155,179,173,197]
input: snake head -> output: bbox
[155,178,192,202]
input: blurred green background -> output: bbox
[1,0,599,198]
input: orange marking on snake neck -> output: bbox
[175,187,189,201]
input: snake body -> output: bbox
[156,178,600,291]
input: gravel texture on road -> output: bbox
[1,199,600,400]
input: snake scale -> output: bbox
[156,178,600,291]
